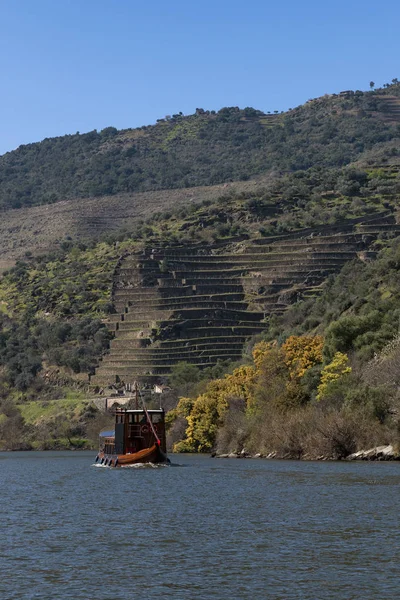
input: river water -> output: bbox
[1,452,400,599]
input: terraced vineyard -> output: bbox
[91,211,400,387]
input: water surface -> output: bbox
[1,452,400,599]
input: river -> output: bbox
[1,452,400,599]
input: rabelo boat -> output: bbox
[95,396,169,467]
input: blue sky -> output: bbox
[0,0,398,155]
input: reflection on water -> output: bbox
[1,452,400,599]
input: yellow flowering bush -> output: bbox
[317,352,352,400]
[282,335,324,379]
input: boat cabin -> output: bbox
[99,408,167,456]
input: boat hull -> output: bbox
[96,443,169,467]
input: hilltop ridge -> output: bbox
[1,84,400,211]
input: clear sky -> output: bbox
[0,0,398,155]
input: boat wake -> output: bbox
[91,462,170,469]
[120,462,169,469]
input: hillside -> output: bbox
[1,83,400,452]
[167,234,400,458]
[0,177,266,272]
[1,85,400,211]
[1,163,399,389]
[92,212,392,387]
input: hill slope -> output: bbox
[92,211,395,387]
[1,86,400,210]
[0,177,270,272]
[2,84,400,451]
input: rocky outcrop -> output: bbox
[346,445,400,461]
[213,445,400,460]
[213,450,277,459]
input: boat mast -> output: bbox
[135,382,162,447]
[134,381,139,410]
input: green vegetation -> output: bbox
[19,394,87,425]
[0,241,121,451]
[1,84,400,210]
[1,241,119,317]
[0,240,125,392]
[266,237,400,361]
[2,82,400,453]
[0,391,112,451]
[169,333,400,459]
[140,164,400,244]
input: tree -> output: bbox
[323,312,380,360]
[317,352,352,401]
[282,335,324,380]
[253,345,289,412]
[169,362,200,395]
[369,81,375,90]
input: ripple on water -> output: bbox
[1,452,400,600]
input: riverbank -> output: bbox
[213,444,400,461]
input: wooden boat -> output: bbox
[95,405,169,467]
